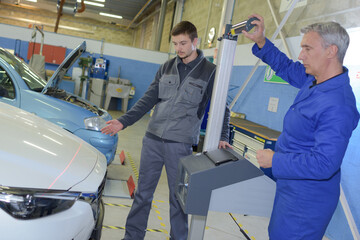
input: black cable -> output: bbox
[229,212,251,240]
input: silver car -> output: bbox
[0,102,106,240]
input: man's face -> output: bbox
[172,33,197,62]
[298,31,330,77]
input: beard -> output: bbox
[178,52,191,60]
[177,48,195,60]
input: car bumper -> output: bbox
[0,201,96,240]
[74,129,118,165]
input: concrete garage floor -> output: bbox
[101,110,329,240]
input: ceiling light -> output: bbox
[99,12,123,19]
[77,0,104,7]
[25,0,37,2]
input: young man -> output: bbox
[243,14,359,239]
[101,21,231,240]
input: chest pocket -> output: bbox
[159,76,177,100]
[182,80,207,104]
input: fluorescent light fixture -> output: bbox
[25,0,37,2]
[99,12,123,19]
[77,0,104,7]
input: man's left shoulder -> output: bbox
[204,58,216,68]
[200,58,216,72]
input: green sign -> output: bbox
[264,65,287,84]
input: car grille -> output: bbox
[92,171,107,220]
[97,172,107,199]
[80,171,107,220]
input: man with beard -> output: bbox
[101,21,231,240]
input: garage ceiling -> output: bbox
[1,0,161,27]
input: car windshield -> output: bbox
[0,49,47,92]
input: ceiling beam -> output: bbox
[126,0,153,30]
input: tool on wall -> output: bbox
[91,38,109,80]
[89,39,110,107]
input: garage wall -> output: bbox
[232,0,360,45]
[131,0,360,51]
[181,0,224,49]
[0,3,133,47]
[2,1,359,52]
[0,23,169,110]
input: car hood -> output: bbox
[41,41,86,94]
[0,102,106,191]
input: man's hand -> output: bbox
[101,119,124,136]
[242,13,266,49]
[256,149,274,168]
[218,141,233,149]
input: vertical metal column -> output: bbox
[151,11,159,50]
[155,0,167,50]
[169,0,184,57]
[203,38,238,152]
[188,34,238,240]
[172,0,184,25]
[202,0,214,48]
[216,0,235,53]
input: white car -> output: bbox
[0,102,107,240]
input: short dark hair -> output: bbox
[171,21,198,41]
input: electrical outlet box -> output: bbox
[268,97,279,112]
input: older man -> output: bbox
[243,14,359,239]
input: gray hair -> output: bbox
[301,22,349,63]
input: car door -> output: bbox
[0,65,20,107]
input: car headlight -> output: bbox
[84,116,107,131]
[0,186,80,220]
